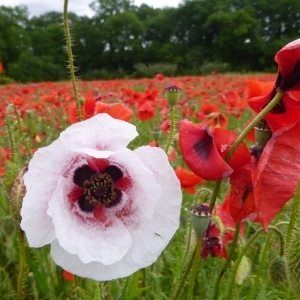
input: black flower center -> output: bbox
[83,173,117,208]
[73,163,123,213]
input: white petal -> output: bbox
[51,146,182,281]
[60,114,138,151]
[47,176,133,265]
[20,138,69,247]
[107,148,161,222]
[72,148,113,158]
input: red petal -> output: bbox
[178,120,233,181]
[212,128,250,169]
[254,119,300,229]
[275,39,300,78]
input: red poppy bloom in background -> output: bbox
[137,101,155,121]
[248,39,300,131]
[0,62,3,74]
[175,166,204,194]
[178,120,250,181]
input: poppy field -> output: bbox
[7,24,300,299]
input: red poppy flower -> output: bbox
[63,270,75,281]
[196,103,219,120]
[137,101,155,121]
[175,166,204,194]
[223,157,261,224]
[0,62,3,74]
[253,119,300,229]
[178,120,250,181]
[248,39,300,131]
[201,222,228,260]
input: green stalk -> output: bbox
[63,0,82,122]
[187,239,202,299]
[225,90,284,161]
[17,228,25,300]
[6,104,16,164]
[225,226,285,300]
[212,223,240,300]
[164,106,176,155]
[286,181,300,246]
[13,105,32,159]
[172,245,197,300]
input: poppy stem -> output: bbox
[225,225,284,300]
[212,223,240,300]
[286,181,300,246]
[172,244,197,300]
[187,239,202,299]
[63,0,82,122]
[17,228,25,300]
[225,90,284,162]
[164,106,176,155]
[12,104,32,159]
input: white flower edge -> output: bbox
[51,146,182,280]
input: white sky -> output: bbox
[0,0,182,17]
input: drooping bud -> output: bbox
[269,256,287,286]
[235,255,251,285]
[190,204,212,238]
[152,126,162,146]
[165,84,181,107]
[9,167,27,223]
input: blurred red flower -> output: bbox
[175,166,204,194]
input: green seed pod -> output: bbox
[165,84,181,107]
[254,119,272,148]
[286,230,300,295]
[190,204,212,239]
[269,256,287,286]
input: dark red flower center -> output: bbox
[73,164,123,212]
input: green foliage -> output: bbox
[199,61,231,75]
[0,75,15,85]
[1,0,300,82]
[133,62,177,78]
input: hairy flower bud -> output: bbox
[9,167,27,223]
[269,256,287,286]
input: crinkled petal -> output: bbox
[254,119,300,229]
[178,120,233,181]
[48,176,132,265]
[51,146,182,280]
[60,113,138,151]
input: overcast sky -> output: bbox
[1,0,182,17]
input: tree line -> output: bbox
[0,0,300,83]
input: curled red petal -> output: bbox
[275,39,300,78]
[178,120,233,181]
[254,119,300,229]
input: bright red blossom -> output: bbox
[178,120,250,181]
[175,166,204,194]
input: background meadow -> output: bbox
[1,72,297,299]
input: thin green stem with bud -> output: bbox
[63,0,82,122]
[17,228,25,300]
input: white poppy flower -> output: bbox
[21,113,182,281]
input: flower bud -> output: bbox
[269,256,287,286]
[190,204,212,238]
[9,167,27,223]
[165,84,181,107]
[286,230,300,296]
